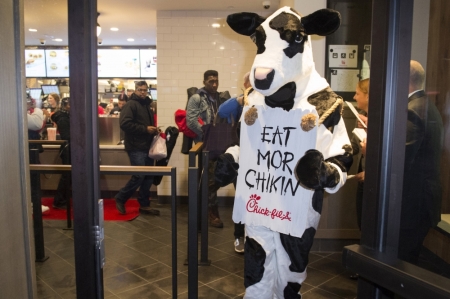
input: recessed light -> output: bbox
[127,38,134,42]
[110,27,119,31]
[212,23,220,28]
[29,28,37,32]
[53,38,63,42]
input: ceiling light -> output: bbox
[212,23,220,28]
[127,38,134,42]
[53,38,63,42]
[97,13,101,37]
[29,28,37,32]
[110,27,119,31]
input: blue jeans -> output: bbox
[115,150,154,207]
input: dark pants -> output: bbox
[115,150,154,207]
[54,145,71,207]
[208,160,218,207]
[234,222,245,238]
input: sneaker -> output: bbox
[139,207,160,215]
[115,197,126,215]
[41,205,50,215]
[234,237,245,253]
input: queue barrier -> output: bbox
[186,142,214,299]
[28,148,179,298]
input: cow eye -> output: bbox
[295,34,303,43]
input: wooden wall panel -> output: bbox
[426,0,450,213]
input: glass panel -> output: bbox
[398,0,450,279]
[24,0,77,295]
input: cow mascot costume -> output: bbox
[216,7,353,298]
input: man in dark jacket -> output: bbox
[114,81,160,215]
[399,60,444,264]
[186,70,230,228]
[51,97,71,209]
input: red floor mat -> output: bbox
[40,198,140,221]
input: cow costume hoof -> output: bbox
[244,106,258,125]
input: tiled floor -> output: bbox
[36,202,357,298]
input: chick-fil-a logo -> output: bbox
[246,194,292,221]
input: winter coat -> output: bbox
[119,93,156,151]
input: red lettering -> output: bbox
[246,195,291,221]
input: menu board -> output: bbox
[25,50,46,77]
[98,49,140,78]
[45,49,70,77]
[140,49,157,78]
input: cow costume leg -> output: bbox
[244,225,316,299]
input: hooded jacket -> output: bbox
[119,93,156,151]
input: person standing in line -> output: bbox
[114,81,160,215]
[27,95,49,214]
[216,71,251,252]
[186,70,230,228]
[398,60,444,264]
[50,97,71,209]
[351,78,369,230]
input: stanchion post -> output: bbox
[171,167,177,299]
[200,151,210,265]
[187,167,199,299]
[29,148,49,262]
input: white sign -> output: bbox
[330,69,360,92]
[233,106,317,237]
[45,49,70,77]
[25,50,46,77]
[328,45,358,68]
[140,49,157,78]
[98,49,140,78]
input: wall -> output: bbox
[156,1,327,197]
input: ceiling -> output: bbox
[24,0,280,47]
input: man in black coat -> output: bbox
[51,97,71,209]
[399,60,444,264]
[114,81,160,215]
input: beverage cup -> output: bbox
[47,127,57,141]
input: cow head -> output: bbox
[227,7,340,104]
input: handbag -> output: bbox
[201,113,239,161]
[148,133,167,160]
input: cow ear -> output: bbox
[227,12,266,36]
[301,9,341,36]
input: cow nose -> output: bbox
[254,67,275,90]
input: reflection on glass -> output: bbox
[399,60,444,265]
[399,0,450,280]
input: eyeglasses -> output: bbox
[136,88,148,93]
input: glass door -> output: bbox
[342,0,450,298]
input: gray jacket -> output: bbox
[186,89,230,142]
